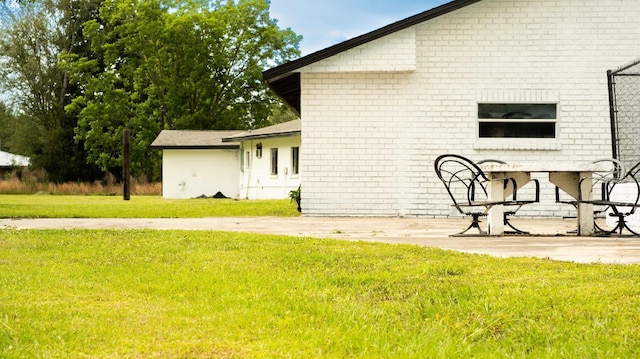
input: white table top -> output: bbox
[481,162,613,173]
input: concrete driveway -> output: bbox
[2,217,640,264]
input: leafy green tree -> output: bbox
[65,0,301,179]
[269,103,299,125]
[0,102,19,152]
[0,0,103,182]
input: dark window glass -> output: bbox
[478,104,556,119]
[270,148,278,175]
[478,103,557,138]
[291,147,299,175]
[479,122,556,138]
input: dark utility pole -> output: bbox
[123,129,131,201]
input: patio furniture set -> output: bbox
[434,154,640,237]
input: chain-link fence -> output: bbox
[609,58,640,172]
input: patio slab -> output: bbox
[1,217,639,264]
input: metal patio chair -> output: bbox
[577,160,640,236]
[434,154,540,236]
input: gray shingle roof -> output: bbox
[150,130,243,149]
[222,119,301,142]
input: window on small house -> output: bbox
[270,148,278,176]
[256,143,262,158]
[240,149,244,171]
[478,103,557,138]
[291,147,299,175]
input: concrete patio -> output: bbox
[2,217,640,264]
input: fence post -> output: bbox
[607,70,618,160]
[123,129,130,201]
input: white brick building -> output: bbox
[264,0,640,217]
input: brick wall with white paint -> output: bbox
[299,0,640,217]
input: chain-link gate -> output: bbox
[609,58,640,171]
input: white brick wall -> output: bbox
[302,28,416,73]
[300,0,640,217]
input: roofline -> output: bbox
[263,0,481,82]
[222,130,301,142]
[150,145,240,150]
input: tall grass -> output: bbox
[0,169,160,195]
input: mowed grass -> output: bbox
[0,194,299,218]
[1,229,639,358]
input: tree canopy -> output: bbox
[0,0,104,182]
[0,0,300,181]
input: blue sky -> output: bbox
[269,0,450,56]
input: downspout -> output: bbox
[246,140,254,199]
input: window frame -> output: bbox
[477,103,558,139]
[291,146,299,176]
[270,148,278,176]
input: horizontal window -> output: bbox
[478,104,556,119]
[478,103,557,139]
[479,122,556,138]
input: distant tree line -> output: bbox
[0,0,300,182]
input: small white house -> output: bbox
[223,119,301,199]
[0,150,30,168]
[151,120,301,200]
[150,130,243,199]
[263,0,640,217]
[0,150,30,176]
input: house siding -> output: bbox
[239,136,302,200]
[300,0,640,217]
[161,149,240,199]
[301,28,416,73]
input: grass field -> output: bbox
[1,195,639,357]
[0,194,299,218]
[1,229,639,358]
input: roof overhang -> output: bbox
[150,144,240,150]
[262,0,482,113]
[222,130,301,142]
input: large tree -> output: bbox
[64,0,301,179]
[0,0,103,182]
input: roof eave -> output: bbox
[222,130,301,142]
[262,0,481,83]
[150,145,240,150]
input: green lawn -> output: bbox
[1,229,639,358]
[0,194,299,218]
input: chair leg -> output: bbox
[451,213,487,236]
[619,220,640,236]
[503,211,529,235]
[603,212,640,236]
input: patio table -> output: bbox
[481,162,611,236]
